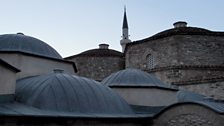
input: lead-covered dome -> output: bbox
[102,68,174,89]
[15,72,133,115]
[0,33,62,59]
[70,44,123,58]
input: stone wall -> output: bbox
[154,103,224,126]
[67,56,124,81]
[126,35,224,70]
[125,35,224,99]
[179,80,224,100]
[148,66,224,84]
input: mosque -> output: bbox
[0,9,224,126]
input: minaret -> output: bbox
[120,6,131,52]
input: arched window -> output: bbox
[147,54,155,69]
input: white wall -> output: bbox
[0,53,75,79]
[112,88,178,106]
[0,65,16,95]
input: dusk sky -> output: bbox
[0,0,223,57]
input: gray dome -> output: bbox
[73,48,123,57]
[0,34,62,59]
[102,68,171,88]
[15,72,133,115]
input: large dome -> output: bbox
[131,26,224,45]
[15,72,133,115]
[0,33,62,59]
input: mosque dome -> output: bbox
[72,44,123,57]
[15,71,134,114]
[131,22,224,45]
[0,33,62,59]
[77,49,123,57]
[102,68,173,89]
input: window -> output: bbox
[147,54,155,69]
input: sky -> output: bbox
[0,0,224,57]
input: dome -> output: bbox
[102,68,173,89]
[74,49,123,57]
[151,27,212,38]
[132,27,224,45]
[15,72,134,115]
[0,34,62,59]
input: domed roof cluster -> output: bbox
[15,71,133,115]
[0,33,62,59]
[102,68,175,89]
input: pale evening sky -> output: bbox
[0,0,223,57]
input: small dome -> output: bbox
[15,73,133,115]
[0,34,62,59]
[102,68,171,88]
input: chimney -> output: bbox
[99,44,109,49]
[173,21,187,28]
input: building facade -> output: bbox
[124,22,224,100]
[66,12,224,100]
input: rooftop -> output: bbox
[127,22,224,47]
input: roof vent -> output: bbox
[17,32,24,35]
[173,21,187,28]
[99,44,109,49]
[53,69,64,73]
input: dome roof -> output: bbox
[102,68,174,89]
[151,27,214,38]
[0,34,62,59]
[15,72,133,115]
[131,27,224,45]
[73,49,123,57]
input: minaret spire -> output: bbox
[120,6,131,52]
[123,6,128,29]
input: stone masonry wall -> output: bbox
[154,104,224,126]
[179,81,224,100]
[150,68,224,84]
[67,56,124,81]
[126,35,224,99]
[126,35,224,70]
